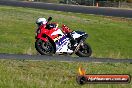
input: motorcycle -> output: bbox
[35,17,92,57]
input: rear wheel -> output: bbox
[35,39,55,55]
[75,42,92,57]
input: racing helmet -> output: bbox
[36,18,47,27]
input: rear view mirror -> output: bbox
[48,17,52,22]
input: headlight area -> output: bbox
[35,29,41,38]
[36,29,41,34]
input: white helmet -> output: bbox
[36,18,47,26]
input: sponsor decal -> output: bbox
[56,36,68,51]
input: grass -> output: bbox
[0,60,131,88]
[13,0,61,3]
[0,5,132,88]
[0,5,132,58]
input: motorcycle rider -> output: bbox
[36,17,77,49]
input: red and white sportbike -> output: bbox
[35,17,92,57]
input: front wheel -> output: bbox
[75,42,92,57]
[35,39,55,55]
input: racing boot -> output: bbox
[70,39,77,49]
[67,33,77,50]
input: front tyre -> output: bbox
[35,39,55,55]
[75,43,92,57]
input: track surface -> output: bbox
[0,53,132,63]
[0,1,132,18]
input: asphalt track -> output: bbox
[0,0,132,18]
[0,53,132,63]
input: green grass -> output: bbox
[9,0,61,3]
[0,5,132,88]
[0,60,131,88]
[0,5,132,58]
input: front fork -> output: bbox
[35,33,48,42]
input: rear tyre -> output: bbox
[35,39,55,55]
[75,42,92,57]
